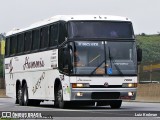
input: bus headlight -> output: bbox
[77,92,83,96]
[122,83,137,88]
[72,83,90,88]
[128,92,134,96]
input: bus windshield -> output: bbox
[68,21,134,39]
[67,41,137,76]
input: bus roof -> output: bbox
[6,15,131,36]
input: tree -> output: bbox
[141,33,146,36]
[0,33,5,78]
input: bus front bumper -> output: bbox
[70,88,137,101]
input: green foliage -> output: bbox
[136,35,160,63]
[137,34,160,82]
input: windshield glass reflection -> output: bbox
[106,42,137,75]
[72,41,105,75]
[68,21,134,39]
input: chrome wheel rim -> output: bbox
[18,89,22,102]
[24,89,27,103]
[57,89,62,102]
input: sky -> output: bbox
[0,0,160,34]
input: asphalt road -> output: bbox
[0,98,160,119]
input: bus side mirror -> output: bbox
[63,47,73,74]
[137,48,142,64]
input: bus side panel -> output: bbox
[5,58,16,98]
[4,49,60,101]
[5,74,16,98]
[28,69,60,100]
[61,75,71,101]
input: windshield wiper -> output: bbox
[108,47,124,75]
[90,60,105,75]
[108,47,112,68]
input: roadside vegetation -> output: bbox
[136,34,160,82]
[136,34,160,64]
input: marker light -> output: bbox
[77,92,83,96]
[72,83,90,88]
[122,83,137,88]
[128,92,134,96]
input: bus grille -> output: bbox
[89,85,122,88]
[91,92,120,99]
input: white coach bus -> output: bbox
[5,15,142,109]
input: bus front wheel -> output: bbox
[110,100,122,109]
[55,84,68,109]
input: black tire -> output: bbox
[15,100,19,104]
[22,84,41,106]
[110,100,122,109]
[22,83,30,106]
[17,86,23,106]
[31,100,41,106]
[55,84,68,109]
[15,86,22,104]
[97,101,109,106]
[54,90,59,108]
[75,101,95,107]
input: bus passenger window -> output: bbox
[10,36,17,55]
[40,27,49,49]
[24,32,32,52]
[32,29,40,50]
[58,22,67,45]
[49,24,58,47]
[17,34,24,53]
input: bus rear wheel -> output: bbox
[110,100,122,109]
[22,83,30,106]
[17,86,23,105]
[21,83,41,106]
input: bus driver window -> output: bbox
[73,51,84,67]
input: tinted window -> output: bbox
[40,27,49,49]
[32,29,40,50]
[68,21,134,39]
[24,32,32,52]
[49,24,58,47]
[17,34,24,53]
[5,38,10,56]
[10,36,17,55]
[72,41,105,75]
[59,22,67,44]
[105,42,137,75]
